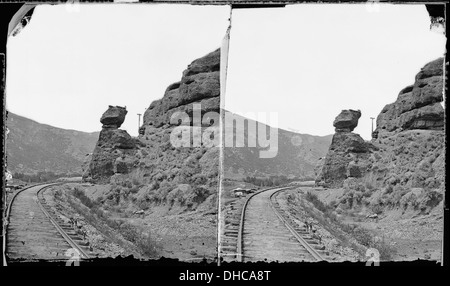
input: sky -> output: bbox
[6,4,445,140]
[225,4,446,139]
[6,4,230,136]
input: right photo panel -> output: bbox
[219,4,445,263]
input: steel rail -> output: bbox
[36,185,90,259]
[269,189,324,261]
[4,182,90,264]
[236,186,292,262]
[3,182,56,265]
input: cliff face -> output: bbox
[374,58,444,136]
[142,49,220,130]
[366,58,445,201]
[316,58,445,215]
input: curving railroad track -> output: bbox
[220,186,326,263]
[4,183,92,264]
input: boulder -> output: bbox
[333,109,361,132]
[97,128,135,150]
[100,105,127,128]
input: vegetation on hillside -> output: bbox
[301,192,396,260]
[13,171,82,183]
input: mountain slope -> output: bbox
[5,111,99,175]
[224,112,333,180]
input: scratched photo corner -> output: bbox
[3,2,231,265]
[218,3,446,264]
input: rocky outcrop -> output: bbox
[374,58,444,137]
[318,58,445,218]
[316,110,375,188]
[104,49,222,213]
[367,58,445,193]
[100,106,127,128]
[333,109,361,132]
[142,49,220,130]
[83,106,136,183]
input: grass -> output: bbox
[68,186,161,258]
[302,191,396,261]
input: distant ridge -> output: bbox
[5,111,99,175]
[223,111,333,180]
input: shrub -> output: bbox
[129,186,140,194]
[371,237,396,261]
[384,184,394,194]
[71,187,97,209]
[352,227,373,247]
[365,181,375,191]
[132,178,141,186]
[305,192,329,213]
[190,187,210,205]
[371,204,383,215]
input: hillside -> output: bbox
[223,112,332,180]
[5,111,99,175]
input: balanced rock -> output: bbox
[333,109,361,132]
[316,109,376,188]
[100,105,127,128]
[83,106,136,183]
[315,131,375,187]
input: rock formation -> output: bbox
[316,58,445,215]
[315,110,375,188]
[374,58,444,138]
[143,49,220,130]
[100,105,127,128]
[367,57,445,194]
[124,49,221,212]
[333,109,361,132]
[83,106,137,183]
[82,49,220,213]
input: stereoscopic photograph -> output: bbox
[4,3,229,263]
[219,4,445,263]
[2,1,446,268]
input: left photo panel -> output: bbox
[4,3,230,263]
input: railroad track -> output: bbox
[4,183,92,264]
[220,186,326,263]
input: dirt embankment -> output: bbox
[51,183,217,261]
[308,187,443,262]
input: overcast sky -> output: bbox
[225,4,445,139]
[6,4,230,136]
[6,4,445,140]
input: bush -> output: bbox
[371,204,383,215]
[136,233,161,257]
[384,184,394,194]
[365,181,375,191]
[71,187,97,209]
[191,187,210,205]
[132,178,141,186]
[352,227,373,247]
[305,192,329,214]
